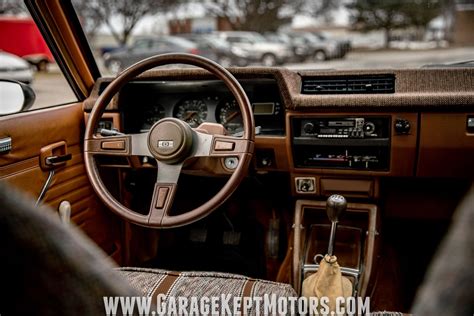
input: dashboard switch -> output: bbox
[394,118,411,134]
[467,116,474,133]
[295,177,316,194]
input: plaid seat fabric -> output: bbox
[118,267,298,314]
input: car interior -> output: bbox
[0,1,473,315]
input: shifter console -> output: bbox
[292,199,380,297]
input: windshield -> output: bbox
[164,37,197,49]
[203,36,230,49]
[67,0,474,73]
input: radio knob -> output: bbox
[363,122,376,135]
[395,119,411,134]
[303,122,315,134]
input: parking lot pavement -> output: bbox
[30,72,77,110]
[28,47,474,110]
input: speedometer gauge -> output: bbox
[174,99,208,128]
[217,99,243,134]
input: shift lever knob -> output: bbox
[326,194,347,256]
[326,194,347,223]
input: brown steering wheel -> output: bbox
[84,54,255,228]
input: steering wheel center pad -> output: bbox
[148,118,193,164]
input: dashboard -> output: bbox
[116,79,285,136]
[86,67,474,199]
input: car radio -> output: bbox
[300,117,383,139]
[292,116,391,170]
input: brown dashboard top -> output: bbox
[84,67,474,112]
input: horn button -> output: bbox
[148,118,193,164]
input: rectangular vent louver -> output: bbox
[301,74,395,94]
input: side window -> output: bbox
[0,10,77,115]
[294,38,305,45]
[240,37,253,44]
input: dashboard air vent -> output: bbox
[301,74,395,94]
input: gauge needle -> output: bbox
[226,111,240,123]
[184,111,197,121]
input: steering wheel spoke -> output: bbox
[148,162,181,226]
[130,133,153,157]
[84,133,152,157]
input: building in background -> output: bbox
[169,16,236,34]
[452,0,474,45]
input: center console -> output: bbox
[293,199,380,298]
[282,113,415,298]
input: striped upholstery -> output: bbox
[118,267,297,314]
[369,312,406,316]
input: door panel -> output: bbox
[0,103,124,263]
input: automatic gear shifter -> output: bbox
[326,194,347,256]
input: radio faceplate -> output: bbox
[300,117,389,139]
[292,116,391,170]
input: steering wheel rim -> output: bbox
[84,53,255,228]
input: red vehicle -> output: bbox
[0,16,53,71]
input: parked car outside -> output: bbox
[287,32,339,62]
[178,33,250,67]
[0,51,34,84]
[100,45,124,56]
[264,32,312,62]
[312,31,351,59]
[216,31,293,66]
[103,36,218,73]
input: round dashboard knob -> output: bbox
[394,119,411,134]
[363,122,376,135]
[303,122,315,134]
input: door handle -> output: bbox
[40,141,70,170]
[45,153,72,166]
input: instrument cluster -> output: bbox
[120,80,285,136]
[138,96,282,135]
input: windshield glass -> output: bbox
[205,37,231,49]
[69,0,473,73]
[164,37,197,48]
